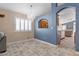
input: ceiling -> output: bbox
[0,3,51,19]
[0,3,76,22]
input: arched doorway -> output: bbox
[57,7,76,49]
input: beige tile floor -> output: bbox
[0,38,79,56]
[59,37,75,49]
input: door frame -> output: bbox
[56,6,76,47]
[55,3,79,51]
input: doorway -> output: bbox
[57,7,76,49]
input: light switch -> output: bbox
[51,27,53,29]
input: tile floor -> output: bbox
[0,38,79,56]
[59,37,75,49]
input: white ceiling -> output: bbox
[0,3,51,19]
[0,3,76,22]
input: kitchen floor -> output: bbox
[0,38,79,56]
[59,37,75,49]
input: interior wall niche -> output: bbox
[39,19,48,28]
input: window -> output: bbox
[15,17,32,32]
[21,19,25,31]
[25,20,28,31]
[28,20,32,31]
[16,18,20,31]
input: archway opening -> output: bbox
[57,7,76,49]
